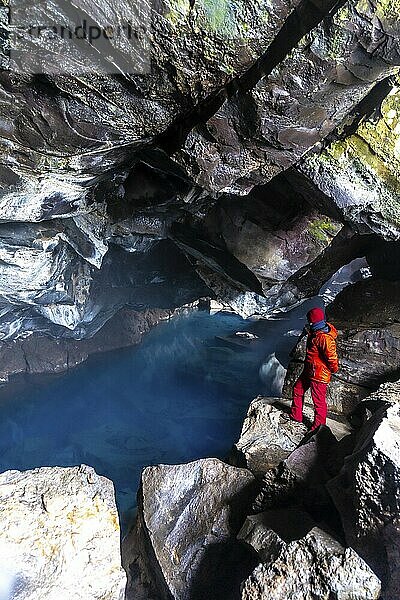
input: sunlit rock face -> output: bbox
[299,77,400,240]
[0,465,126,600]
[125,401,383,599]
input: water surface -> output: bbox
[0,290,346,531]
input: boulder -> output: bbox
[241,527,381,600]
[251,426,349,528]
[0,465,126,600]
[124,458,258,600]
[229,397,307,475]
[327,386,400,595]
[358,380,400,406]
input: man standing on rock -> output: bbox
[290,307,339,430]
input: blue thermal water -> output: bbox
[0,303,322,532]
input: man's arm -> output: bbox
[320,336,339,373]
[289,325,309,358]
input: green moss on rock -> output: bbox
[309,217,339,243]
[375,0,400,22]
[164,0,191,26]
[199,0,236,35]
[326,134,400,196]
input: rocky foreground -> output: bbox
[123,381,400,600]
[2,379,399,599]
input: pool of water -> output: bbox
[0,302,321,532]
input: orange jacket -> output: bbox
[304,322,339,383]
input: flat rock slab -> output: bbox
[0,465,126,600]
[230,397,307,475]
[124,458,257,600]
[241,527,381,600]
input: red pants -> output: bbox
[290,372,328,430]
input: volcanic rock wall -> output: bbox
[0,0,398,348]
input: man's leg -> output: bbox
[310,380,328,429]
[290,373,310,422]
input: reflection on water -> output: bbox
[0,297,329,532]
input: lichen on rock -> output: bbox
[0,465,126,600]
[301,77,400,239]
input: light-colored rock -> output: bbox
[124,458,256,600]
[301,77,400,241]
[241,527,381,600]
[0,464,126,600]
[239,508,380,598]
[259,354,287,397]
[327,389,400,595]
[229,397,307,475]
